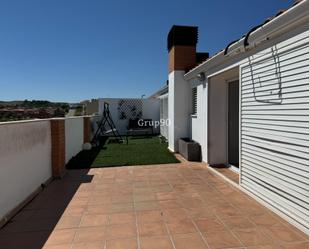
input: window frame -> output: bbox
[192,87,197,115]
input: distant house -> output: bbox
[97,97,160,135]
[154,0,309,234]
[81,99,99,115]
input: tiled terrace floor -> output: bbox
[210,167,239,185]
[0,158,308,249]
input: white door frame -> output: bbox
[226,77,240,173]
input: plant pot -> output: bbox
[178,138,201,161]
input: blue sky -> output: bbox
[0,0,292,102]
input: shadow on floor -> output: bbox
[66,137,108,170]
[0,170,94,249]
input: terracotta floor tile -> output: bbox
[134,188,152,195]
[204,198,228,208]
[106,223,137,239]
[214,204,242,218]
[0,163,306,249]
[195,218,226,234]
[71,241,105,249]
[67,198,89,207]
[111,197,133,205]
[212,168,239,184]
[149,180,168,187]
[280,241,309,249]
[74,227,106,243]
[86,205,111,214]
[79,214,108,227]
[46,229,76,246]
[166,219,196,234]
[204,230,242,249]
[106,238,138,249]
[159,200,182,209]
[134,193,157,202]
[265,224,305,243]
[63,206,85,216]
[152,185,173,193]
[249,213,281,227]
[222,216,256,230]
[134,201,160,211]
[239,204,266,216]
[233,227,272,247]
[173,184,192,192]
[180,198,205,209]
[185,207,215,219]
[140,236,174,249]
[279,220,307,237]
[156,192,178,201]
[178,191,202,199]
[56,216,81,230]
[43,244,72,249]
[137,210,164,224]
[108,212,136,225]
[133,181,149,188]
[110,202,134,213]
[173,233,207,249]
[162,208,188,223]
[88,197,112,205]
[246,245,281,249]
[139,221,167,236]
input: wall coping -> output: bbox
[0,115,94,126]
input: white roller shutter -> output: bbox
[240,30,309,233]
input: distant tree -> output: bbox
[54,108,65,117]
[60,103,70,113]
[74,106,83,116]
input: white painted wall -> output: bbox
[0,120,52,221]
[168,73,176,151]
[208,77,227,165]
[190,81,208,162]
[159,95,169,139]
[98,98,160,135]
[65,117,84,163]
[168,71,192,152]
[142,98,160,134]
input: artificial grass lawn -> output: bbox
[66,136,179,169]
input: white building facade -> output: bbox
[164,0,309,234]
[98,98,160,135]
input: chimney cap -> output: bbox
[167,25,198,51]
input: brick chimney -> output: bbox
[168,26,198,73]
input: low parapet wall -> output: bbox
[0,116,92,227]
